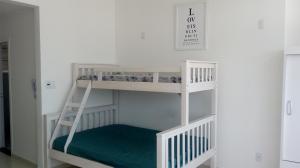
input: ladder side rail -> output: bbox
[49,81,78,148]
[64,81,92,153]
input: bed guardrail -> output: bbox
[72,61,217,93]
[183,61,217,93]
[157,115,216,168]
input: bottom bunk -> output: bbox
[45,106,216,168]
[53,125,158,168]
[51,124,211,168]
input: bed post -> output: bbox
[45,115,52,168]
[211,63,218,168]
[72,63,79,82]
[157,134,166,168]
[181,60,190,126]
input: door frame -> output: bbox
[281,50,300,166]
[1,0,42,167]
[0,40,13,154]
[280,53,288,166]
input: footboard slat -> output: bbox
[192,128,195,159]
[183,131,186,166]
[171,137,174,168]
[177,135,180,168]
[187,130,190,164]
[195,127,198,158]
[200,125,203,155]
[208,122,211,150]
[204,123,207,153]
[157,115,216,168]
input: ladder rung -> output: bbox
[60,120,73,127]
[68,103,81,108]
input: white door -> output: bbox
[283,55,300,163]
[3,9,37,163]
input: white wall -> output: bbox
[9,0,117,114]
[1,0,117,166]
[285,0,300,47]
[0,8,37,163]
[119,91,212,131]
[116,1,285,168]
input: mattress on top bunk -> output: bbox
[78,72,182,83]
[53,124,209,168]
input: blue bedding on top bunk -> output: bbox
[53,124,209,168]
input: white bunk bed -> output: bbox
[45,60,218,168]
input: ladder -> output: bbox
[49,80,92,153]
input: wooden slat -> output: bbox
[110,110,114,124]
[189,62,216,68]
[183,131,186,166]
[94,113,99,128]
[209,68,211,82]
[199,68,202,82]
[88,113,93,129]
[205,68,207,82]
[204,124,207,152]
[157,134,166,168]
[153,72,159,83]
[82,114,87,130]
[195,68,199,83]
[100,112,104,127]
[177,135,180,168]
[187,130,190,163]
[61,120,73,127]
[192,128,195,160]
[50,150,113,168]
[171,137,174,168]
[106,111,109,125]
[157,115,215,138]
[196,127,199,157]
[201,68,204,82]
[191,68,194,83]
[200,125,203,155]
[165,139,169,168]
[78,80,181,93]
[208,122,211,150]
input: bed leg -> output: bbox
[210,155,217,168]
[46,158,52,168]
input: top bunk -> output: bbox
[73,60,217,93]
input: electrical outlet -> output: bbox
[140,32,146,40]
[258,19,265,30]
[255,152,263,163]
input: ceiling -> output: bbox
[0,1,29,16]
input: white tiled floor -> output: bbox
[0,152,210,168]
[0,153,35,168]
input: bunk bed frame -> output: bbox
[44,60,218,168]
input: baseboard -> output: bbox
[54,164,73,168]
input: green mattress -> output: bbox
[53,124,208,168]
[53,125,159,168]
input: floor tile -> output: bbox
[0,153,35,168]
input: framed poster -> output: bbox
[176,2,207,50]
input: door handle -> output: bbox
[286,100,292,116]
[31,79,37,99]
